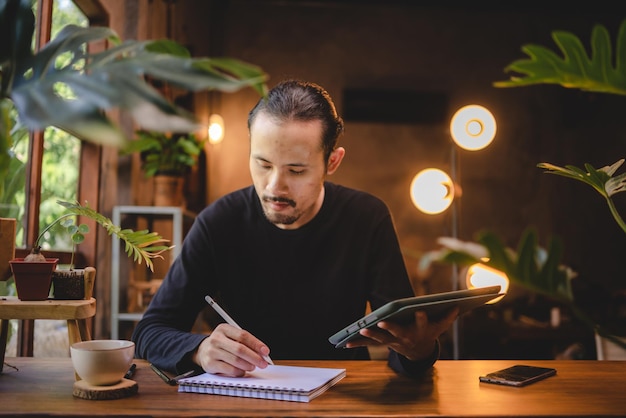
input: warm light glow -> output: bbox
[207,114,225,144]
[450,105,496,151]
[410,168,454,214]
[465,262,508,304]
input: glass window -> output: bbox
[4,1,87,253]
[39,0,87,254]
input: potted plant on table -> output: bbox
[122,130,204,207]
[421,19,626,357]
[9,200,172,300]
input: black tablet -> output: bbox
[328,285,503,348]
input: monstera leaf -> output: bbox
[494,19,626,96]
[0,0,267,164]
[538,159,626,235]
[0,0,267,195]
[4,24,268,146]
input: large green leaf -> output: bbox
[1,1,268,149]
[494,19,626,95]
[538,159,626,234]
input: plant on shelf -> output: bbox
[421,19,626,352]
[123,130,204,178]
[121,130,205,206]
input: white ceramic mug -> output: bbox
[70,340,135,386]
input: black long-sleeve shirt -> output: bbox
[132,182,438,376]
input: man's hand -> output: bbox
[192,323,272,377]
[346,308,459,361]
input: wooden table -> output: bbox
[1,357,625,417]
[0,297,96,372]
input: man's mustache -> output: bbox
[262,195,296,207]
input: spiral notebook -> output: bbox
[177,364,346,402]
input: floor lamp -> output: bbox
[410,104,497,359]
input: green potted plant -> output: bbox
[421,19,626,356]
[122,130,205,206]
[10,200,172,300]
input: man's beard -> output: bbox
[262,195,298,225]
[263,209,298,225]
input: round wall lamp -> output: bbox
[410,168,455,215]
[207,114,225,144]
[450,104,496,151]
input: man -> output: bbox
[132,79,457,378]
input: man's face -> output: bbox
[249,112,328,230]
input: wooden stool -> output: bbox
[0,268,96,374]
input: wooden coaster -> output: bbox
[73,378,138,400]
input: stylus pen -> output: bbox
[204,295,274,365]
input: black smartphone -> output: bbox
[479,365,556,387]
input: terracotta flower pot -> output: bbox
[153,174,184,207]
[9,258,58,300]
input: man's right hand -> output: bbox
[192,323,272,377]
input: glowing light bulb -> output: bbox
[410,168,454,214]
[450,105,496,151]
[207,114,225,144]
